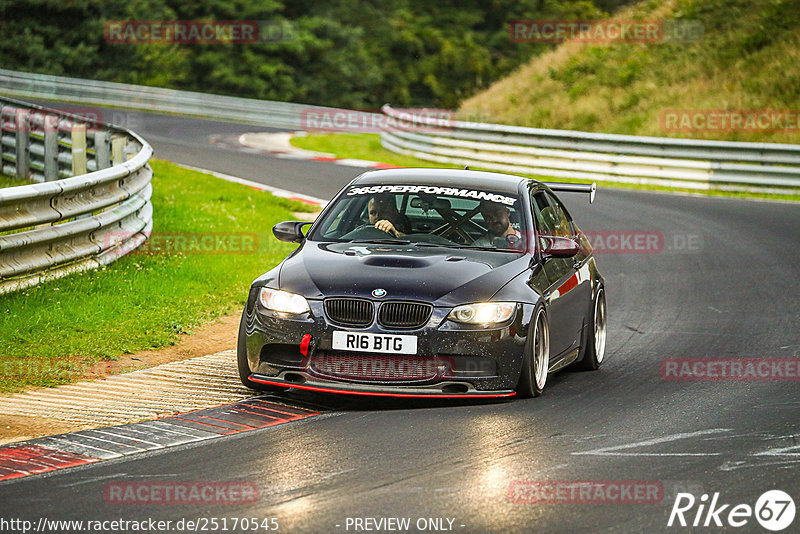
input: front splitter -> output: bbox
[249,374,517,399]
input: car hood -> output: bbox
[277,242,529,306]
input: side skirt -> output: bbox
[548,348,580,373]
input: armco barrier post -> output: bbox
[15,109,30,179]
[44,114,59,181]
[111,136,124,165]
[94,130,111,170]
[71,122,87,176]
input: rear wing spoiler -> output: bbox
[544,182,597,204]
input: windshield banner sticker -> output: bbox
[347,185,516,206]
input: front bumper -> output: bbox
[244,299,534,394]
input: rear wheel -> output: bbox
[573,287,607,371]
[517,306,550,398]
[237,309,287,392]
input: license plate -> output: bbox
[331,331,417,355]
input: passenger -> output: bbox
[473,201,521,247]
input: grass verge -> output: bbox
[0,160,314,393]
[292,133,459,169]
[0,175,34,188]
[291,133,800,202]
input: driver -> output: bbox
[473,201,521,247]
[368,196,410,237]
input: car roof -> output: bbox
[352,168,535,195]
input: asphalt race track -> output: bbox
[1,107,799,533]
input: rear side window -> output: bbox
[530,192,553,234]
[532,191,571,236]
[543,192,573,238]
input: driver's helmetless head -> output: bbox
[480,202,511,237]
[368,198,379,224]
[368,196,396,224]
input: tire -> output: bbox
[517,306,550,398]
[573,286,607,371]
[237,308,288,392]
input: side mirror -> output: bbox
[540,235,580,257]
[273,221,311,243]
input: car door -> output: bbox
[543,191,590,355]
[529,190,576,359]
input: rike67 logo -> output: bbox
[668,490,795,531]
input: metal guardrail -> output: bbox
[0,68,378,130]
[0,96,153,294]
[3,69,798,195]
[380,105,800,194]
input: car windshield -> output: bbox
[308,184,527,252]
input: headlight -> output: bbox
[259,288,310,315]
[448,302,515,324]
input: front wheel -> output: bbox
[517,306,550,398]
[237,309,287,392]
[573,287,607,371]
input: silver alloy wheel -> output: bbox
[533,309,550,390]
[594,289,607,364]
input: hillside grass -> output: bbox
[459,0,800,144]
[0,160,312,393]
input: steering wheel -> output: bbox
[340,225,395,240]
[506,233,523,250]
[487,235,524,250]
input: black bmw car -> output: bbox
[238,168,606,398]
